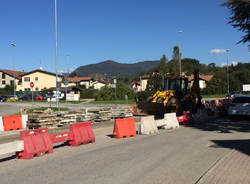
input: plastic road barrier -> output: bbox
[0,122,96,159]
[113,118,136,138]
[0,116,4,131]
[130,106,135,113]
[68,122,95,146]
[139,116,158,135]
[164,113,179,129]
[16,128,53,159]
[177,111,192,125]
[3,115,23,131]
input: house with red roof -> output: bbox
[0,69,25,88]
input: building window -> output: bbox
[10,80,14,86]
[24,77,30,82]
[24,88,31,91]
[35,87,39,91]
[35,77,38,81]
[2,73,5,79]
[2,80,5,85]
[18,80,22,85]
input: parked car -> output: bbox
[228,95,250,117]
[19,94,32,101]
[226,91,241,100]
[6,95,18,102]
[0,96,8,102]
[41,94,48,100]
[35,95,44,101]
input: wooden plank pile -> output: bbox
[27,109,60,129]
[27,106,133,129]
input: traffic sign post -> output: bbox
[30,82,34,105]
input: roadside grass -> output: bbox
[11,100,81,104]
[26,107,69,114]
[202,94,226,98]
[90,99,135,105]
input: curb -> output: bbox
[195,149,235,184]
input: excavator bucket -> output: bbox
[134,101,165,117]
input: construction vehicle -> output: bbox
[134,70,201,117]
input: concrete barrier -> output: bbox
[155,119,167,128]
[164,113,179,129]
[0,116,3,131]
[139,116,158,135]
[0,140,24,156]
[21,115,28,129]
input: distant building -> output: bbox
[0,69,25,88]
[131,81,142,92]
[187,74,213,90]
[16,69,64,92]
[66,77,93,89]
[92,79,107,90]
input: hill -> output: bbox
[73,60,160,77]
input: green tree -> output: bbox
[171,46,180,75]
[158,54,168,88]
[222,0,250,47]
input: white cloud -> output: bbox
[58,69,66,74]
[232,61,238,66]
[210,49,227,54]
[221,61,238,67]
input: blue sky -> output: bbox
[0,0,249,73]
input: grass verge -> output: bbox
[90,99,135,104]
[201,94,226,98]
[27,107,69,114]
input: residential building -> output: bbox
[66,77,93,88]
[92,80,106,90]
[187,74,213,90]
[16,69,63,92]
[131,81,142,92]
[0,69,25,88]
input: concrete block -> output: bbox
[0,116,3,131]
[139,116,158,135]
[155,119,167,128]
[21,114,28,129]
[164,113,179,129]
[0,140,24,156]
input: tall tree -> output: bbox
[171,46,180,75]
[158,54,168,88]
[222,0,250,48]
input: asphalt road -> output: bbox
[0,117,249,184]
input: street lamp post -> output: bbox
[11,43,16,97]
[65,54,70,96]
[178,30,183,76]
[226,49,230,94]
[54,0,59,108]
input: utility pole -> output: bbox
[66,54,70,96]
[54,0,59,108]
[226,49,230,94]
[11,43,16,97]
[178,30,183,76]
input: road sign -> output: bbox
[30,82,34,88]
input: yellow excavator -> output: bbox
[134,70,201,117]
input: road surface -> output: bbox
[0,116,249,184]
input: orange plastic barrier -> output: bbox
[3,115,22,131]
[130,106,135,113]
[113,118,136,138]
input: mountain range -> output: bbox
[73,60,160,77]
